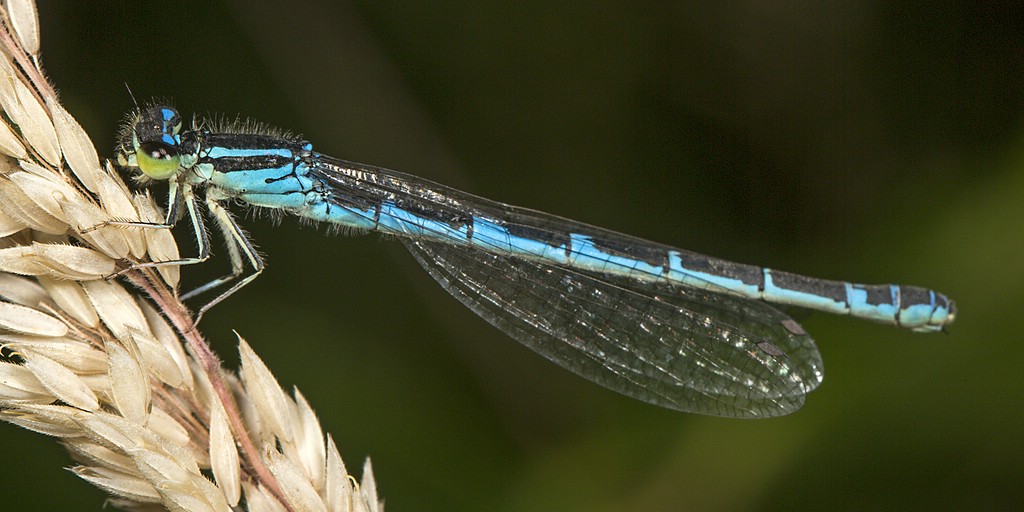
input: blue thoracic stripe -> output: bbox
[117,104,956,418]
[203,146,294,159]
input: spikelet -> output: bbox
[0,2,382,510]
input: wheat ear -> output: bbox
[0,2,382,510]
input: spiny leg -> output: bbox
[188,195,264,327]
[94,181,262,326]
[96,181,214,276]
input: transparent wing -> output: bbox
[307,156,824,416]
[402,238,823,418]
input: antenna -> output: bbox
[124,83,139,109]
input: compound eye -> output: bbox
[136,140,181,180]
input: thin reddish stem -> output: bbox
[126,270,294,511]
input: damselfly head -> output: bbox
[116,105,183,182]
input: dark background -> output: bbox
[2,1,1021,510]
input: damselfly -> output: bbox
[114,105,955,418]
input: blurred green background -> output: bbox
[2,1,1020,510]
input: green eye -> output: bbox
[136,141,181,180]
